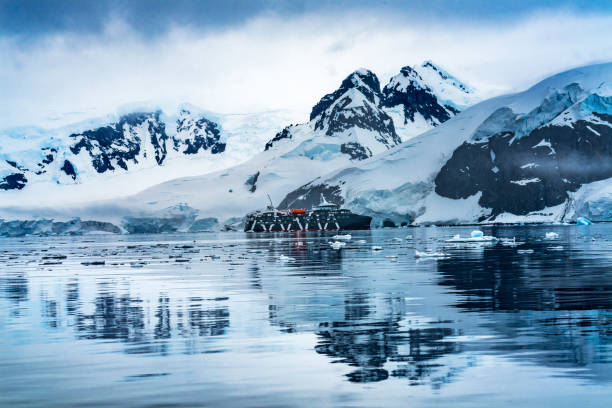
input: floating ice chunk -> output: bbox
[385,255,398,258]
[332,234,352,240]
[576,217,592,225]
[415,250,448,258]
[391,237,403,242]
[330,241,346,250]
[357,239,367,244]
[405,235,413,240]
[547,245,563,251]
[500,237,524,247]
[371,246,383,251]
[544,232,559,240]
[446,232,498,243]
[279,255,295,262]
[517,249,534,254]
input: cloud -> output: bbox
[1,10,612,128]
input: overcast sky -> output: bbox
[2,0,612,128]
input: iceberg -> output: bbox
[330,241,346,250]
[576,217,592,225]
[332,234,352,240]
[446,230,498,243]
[544,232,559,240]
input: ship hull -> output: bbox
[244,213,371,232]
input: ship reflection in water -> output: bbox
[1,226,612,407]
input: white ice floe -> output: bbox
[332,234,352,240]
[500,237,525,247]
[391,237,403,242]
[415,250,449,258]
[405,235,413,240]
[357,239,367,244]
[278,255,295,262]
[544,232,559,240]
[330,241,346,250]
[547,246,563,251]
[446,230,498,243]
[517,249,534,254]
[371,246,383,251]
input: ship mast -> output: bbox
[266,194,275,210]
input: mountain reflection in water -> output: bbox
[1,226,611,407]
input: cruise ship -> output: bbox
[244,195,371,232]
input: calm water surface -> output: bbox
[1,225,611,407]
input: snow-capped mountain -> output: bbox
[0,109,223,189]
[0,61,479,233]
[279,63,612,226]
[111,69,407,223]
[0,106,303,205]
[381,61,478,139]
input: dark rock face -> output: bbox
[317,98,400,150]
[264,126,294,151]
[435,114,612,217]
[70,112,157,173]
[341,143,371,160]
[61,160,77,180]
[175,110,225,155]
[69,111,226,174]
[277,183,344,210]
[0,173,27,190]
[245,171,260,192]
[311,70,401,152]
[310,70,381,121]
[381,66,455,125]
[0,109,227,192]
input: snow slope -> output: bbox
[0,62,480,231]
[0,106,303,206]
[280,63,612,226]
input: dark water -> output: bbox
[1,225,611,407]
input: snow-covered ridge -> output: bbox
[278,62,612,226]
[0,106,304,205]
[0,61,480,229]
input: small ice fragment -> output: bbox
[385,255,398,258]
[279,255,295,262]
[547,246,563,251]
[371,246,383,251]
[330,241,346,250]
[517,249,534,254]
[357,240,367,244]
[446,232,497,243]
[405,235,413,240]
[500,237,524,247]
[415,250,448,258]
[545,232,559,240]
[576,217,592,225]
[392,238,403,242]
[332,234,351,240]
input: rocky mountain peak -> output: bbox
[310,69,382,121]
